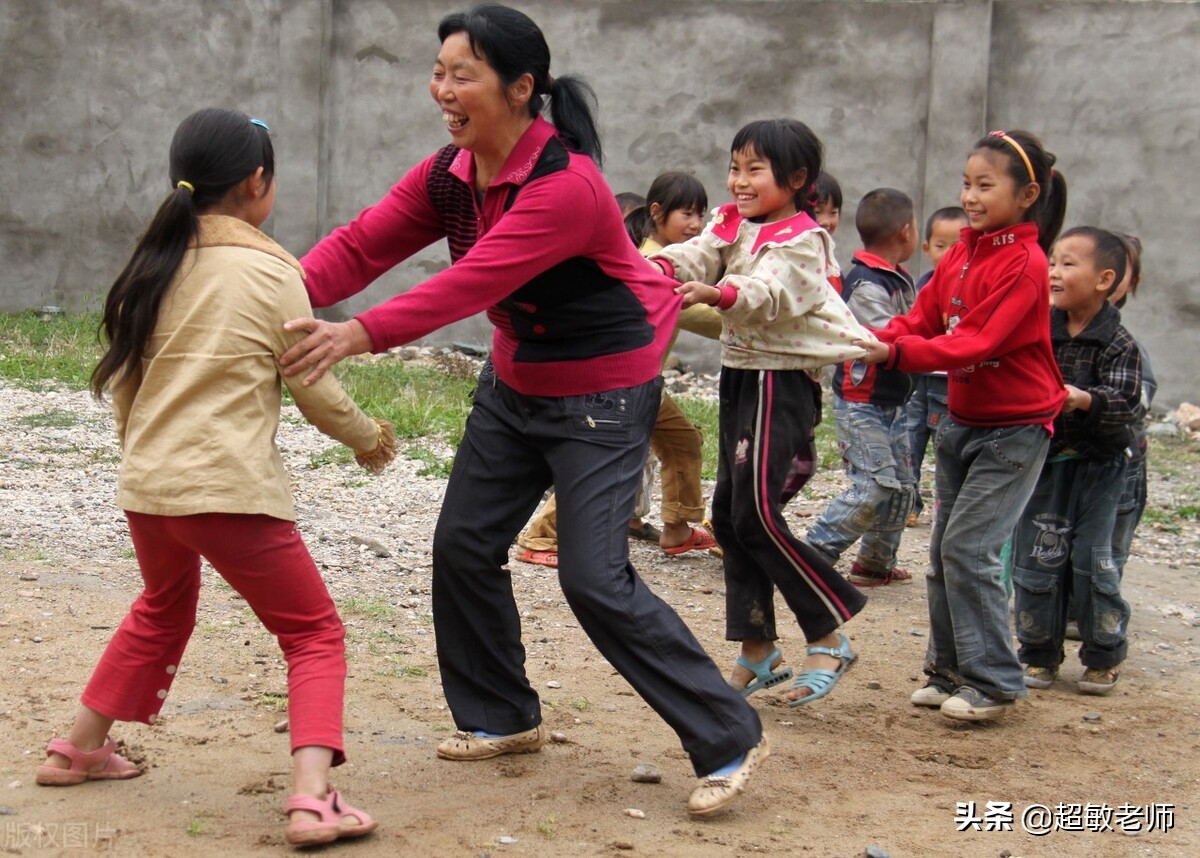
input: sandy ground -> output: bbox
[1,385,1198,857]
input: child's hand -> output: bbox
[1061,384,1092,413]
[355,419,396,473]
[676,281,721,307]
[852,339,891,365]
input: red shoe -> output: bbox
[36,737,141,786]
[516,548,558,568]
[849,563,913,587]
[285,788,377,846]
[663,526,718,556]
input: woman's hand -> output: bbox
[280,318,372,386]
[676,281,721,308]
[852,338,891,365]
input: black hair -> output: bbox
[813,172,842,210]
[624,172,708,248]
[855,187,915,248]
[438,4,603,165]
[971,129,1067,254]
[614,192,645,218]
[1057,226,1128,296]
[91,108,274,398]
[730,119,823,216]
[1113,233,1143,308]
[924,206,968,240]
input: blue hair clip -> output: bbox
[250,118,271,133]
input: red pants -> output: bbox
[82,512,347,764]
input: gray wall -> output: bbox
[2,0,1197,407]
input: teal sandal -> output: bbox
[730,648,794,697]
[787,633,857,707]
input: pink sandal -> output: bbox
[516,547,558,568]
[285,788,378,846]
[663,526,718,556]
[36,737,142,786]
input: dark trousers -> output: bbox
[1013,454,1131,670]
[715,368,866,644]
[431,362,761,776]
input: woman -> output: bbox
[280,3,765,816]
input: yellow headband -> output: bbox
[989,131,1035,183]
[176,180,195,193]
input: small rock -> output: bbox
[549,731,569,743]
[273,719,289,733]
[865,846,890,858]
[1082,712,1102,722]
[7,781,20,789]
[546,680,562,689]
[614,841,634,851]
[866,680,883,690]
[0,805,17,815]
[31,636,43,643]
[211,676,227,685]
[496,835,518,845]
[1000,850,1013,858]
[630,763,661,783]
[909,628,924,636]
[623,808,645,819]
[18,572,38,582]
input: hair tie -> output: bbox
[176,180,195,194]
[988,130,1035,183]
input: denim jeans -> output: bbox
[1013,454,1130,670]
[806,395,915,573]
[905,374,948,514]
[433,362,760,776]
[924,418,1049,700]
[1110,453,1147,575]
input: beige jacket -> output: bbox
[112,215,379,520]
[652,205,871,371]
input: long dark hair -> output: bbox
[624,172,708,248]
[971,129,1067,254]
[90,108,274,398]
[437,4,603,165]
[730,119,823,216]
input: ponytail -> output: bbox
[544,75,602,166]
[624,204,653,248]
[973,129,1067,254]
[90,108,274,398]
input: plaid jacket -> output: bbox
[1050,302,1145,459]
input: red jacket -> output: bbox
[301,117,680,397]
[877,222,1065,427]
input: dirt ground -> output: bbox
[2,389,1199,857]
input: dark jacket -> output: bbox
[834,251,915,407]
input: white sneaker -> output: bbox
[910,681,953,707]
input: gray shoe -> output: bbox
[1023,665,1058,689]
[910,680,953,707]
[940,686,1014,721]
[1064,620,1082,641]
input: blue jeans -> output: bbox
[806,395,915,574]
[905,374,948,514]
[1013,454,1130,670]
[924,419,1049,700]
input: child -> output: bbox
[813,171,843,236]
[855,129,1069,721]
[652,119,872,706]
[36,108,390,846]
[514,172,718,564]
[905,206,969,525]
[806,188,919,587]
[1014,227,1143,695]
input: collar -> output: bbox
[1051,301,1121,344]
[710,203,822,253]
[446,116,559,190]
[193,215,304,278]
[852,249,910,277]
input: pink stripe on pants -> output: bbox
[82,512,347,764]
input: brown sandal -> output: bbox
[36,737,141,786]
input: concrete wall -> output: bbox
[2,0,1197,407]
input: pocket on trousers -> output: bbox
[566,386,643,444]
[1013,565,1060,645]
[1089,559,1129,648]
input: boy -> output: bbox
[906,207,969,525]
[806,188,919,587]
[1013,227,1143,696]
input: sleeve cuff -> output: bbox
[715,285,739,310]
[654,259,675,279]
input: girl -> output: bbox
[37,108,390,847]
[515,172,718,567]
[279,5,766,817]
[855,129,1069,721]
[652,119,872,708]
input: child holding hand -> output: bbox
[37,108,390,847]
[653,119,872,707]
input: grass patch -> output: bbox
[19,409,84,429]
[536,816,557,839]
[256,693,289,712]
[339,596,397,621]
[0,311,103,390]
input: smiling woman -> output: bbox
[277,2,767,817]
